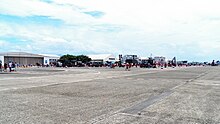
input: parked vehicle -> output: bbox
[140,58,154,68]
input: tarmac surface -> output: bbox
[0,66,219,124]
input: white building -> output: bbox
[39,54,60,65]
[88,54,116,64]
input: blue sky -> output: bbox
[0,0,220,62]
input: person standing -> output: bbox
[9,62,12,72]
[125,63,129,71]
[12,62,15,72]
[128,63,132,71]
[15,62,18,71]
[4,63,7,72]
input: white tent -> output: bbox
[88,54,116,63]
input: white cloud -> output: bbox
[0,0,96,24]
[0,23,14,36]
[0,40,7,46]
[0,0,220,61]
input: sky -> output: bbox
[0,0,220,62]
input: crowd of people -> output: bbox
[0,62,17,72]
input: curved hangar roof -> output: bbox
[0,52,44,58]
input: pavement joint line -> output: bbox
[118,112,142,117]
[86,112,119,124]
[86,107,142,124]
[119,71,209,116]
[89,91,173,123]
[170,71,209,91]
[87,97,152,124]
[120,90,173,115]
[193,82,220,86]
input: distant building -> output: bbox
[88,54,116,64]
[0,52,60,66]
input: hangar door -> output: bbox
[4,57,43,65]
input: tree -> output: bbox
[58,54,91,67]
[58,54,77,67]
[60,54,77,60]
[76,55,91,63]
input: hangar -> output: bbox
[0,52,60,66]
